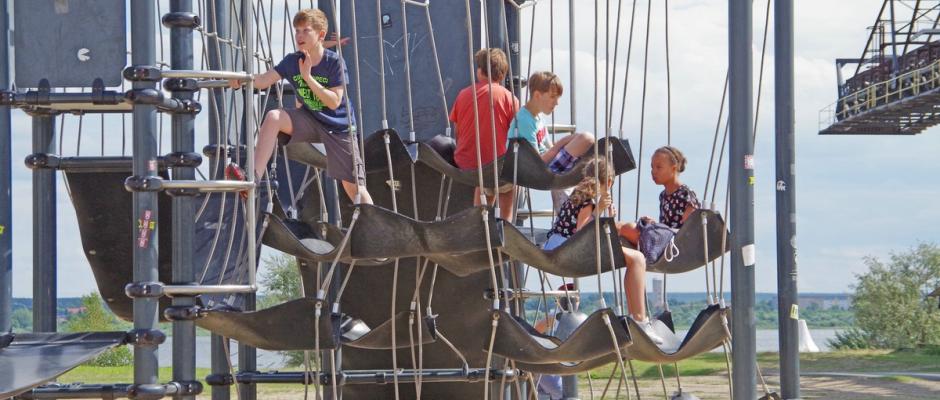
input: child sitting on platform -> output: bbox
[449,48,519,220]
[619,146,701,245]
[226,8,372,205]
[507,71,594,174]
[544,158,664,344]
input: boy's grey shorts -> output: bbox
[285,108,364,184]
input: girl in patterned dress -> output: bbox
[544,158,664,344]
[619,146,701,245]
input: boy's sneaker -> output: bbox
[224,163,250,200]
[632,316,666,346]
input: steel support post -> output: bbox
[236,2,258,400]
[321,177,342,400]
[130,0,162,392]
[0,0,12,333]
[169,1,198,399]
[31,112,57,333]
[729,0,757,398]
[775,0,800,398]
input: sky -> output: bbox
[6,0,940,298]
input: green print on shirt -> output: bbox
[292,74,330,111]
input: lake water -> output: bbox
[158,329,842,368]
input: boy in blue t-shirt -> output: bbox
[227,8,372,204]
[507,71,594,174]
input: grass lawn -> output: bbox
[52,348,939,398]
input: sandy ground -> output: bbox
[193,374,940,399]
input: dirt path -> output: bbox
[582,374,940,399]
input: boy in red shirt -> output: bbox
[449,48,519,220]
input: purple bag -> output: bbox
[637,219,678,264]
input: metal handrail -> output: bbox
[820,58,940,129]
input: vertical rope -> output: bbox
[634,0,652,220]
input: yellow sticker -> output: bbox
[790,304,799,319]
[748,176,756,186]
[0,225,5,235]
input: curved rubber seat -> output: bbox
[425,218,624,278]
[500,137,636,190]
[623,304,730,363]
[343,311,437,350]
[262,212,355,263]
[195,298,340,350]
[501,218,627,278]
[425,249,500,277]
[490,308,631,364]
[362,128,418,171]
[416,139,503,188]
[0,332,129,398]
[264,205,502,262]
[628,209,730,274]
[348,205,502,259]
[195,298,436,351]
[512,352,623,375]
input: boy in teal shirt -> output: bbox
[507,71,594,174]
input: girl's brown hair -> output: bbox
[569,158,614,205]
[653,146,688,173]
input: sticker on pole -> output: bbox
[744,154,755,170]
[790,304,799,319]
[742,244,756,267]
[137,210,155,248]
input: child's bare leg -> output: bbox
[497,187,515,220]
[255,109,293,178]
[541,134,573,162]
[341,180,373,205]
[622,247,648,320]
[618,222,640,246]
[562,131,595,157]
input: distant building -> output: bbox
[651,278,665,312]
[798,294,850,310]
[66,306,87,315]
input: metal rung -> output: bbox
[547,123,577,134]
[515,209,555,220]
[162,284,257,296]
[160,179,254,192]
[162,70,252,81]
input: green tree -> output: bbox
[63,293,132,366]
[258,254,309,366]
[11,307,32,332]
[845,243,940,349]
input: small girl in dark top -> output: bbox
[620,146,700,245]
[544,158,664,344]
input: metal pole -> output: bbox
[321,177,342,400]
[31,111,56,333]
[237,1,257,399]
[775,0,800,398]
[130,0,161,390]
[206,1,232,398]
[169,1,197,399]
[0,0,12,333]
[729,0,757,399]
